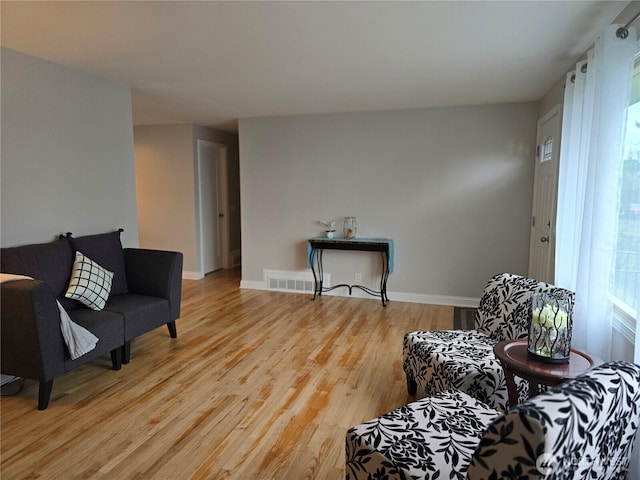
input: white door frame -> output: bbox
[196,140,230,276]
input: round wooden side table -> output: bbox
[494,338,603,407]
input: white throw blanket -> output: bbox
[0,273,99,359]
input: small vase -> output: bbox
[343,217,357,239]
[326,230,335,239]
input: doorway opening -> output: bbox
[196,140,230,277]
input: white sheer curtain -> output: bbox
[555,24,637,362]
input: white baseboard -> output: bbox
[239,278,479,307]
[389,291,479,308]
[240,280,266,290]
[183,271,204,280]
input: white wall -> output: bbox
[239,103,539,302]
[133,125,197,271]
[1,48,139,247]
[133,124,240,277]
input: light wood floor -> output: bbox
[1,269,454,479]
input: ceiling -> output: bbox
[1,1,631,133]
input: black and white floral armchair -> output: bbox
[346,361,640,480]
[403,273,574,410]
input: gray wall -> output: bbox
[134,125,197,270]
[133,124,240,277]
[239,103,539,303]
[1,48,139,247]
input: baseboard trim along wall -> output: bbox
[390,292,479,308]
[239,270,479,308]
[183,271,204,280]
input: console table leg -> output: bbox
[380,251,389,306]
[310,246,320,300]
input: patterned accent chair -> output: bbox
[403,273,574,410]
[346,361,640,480]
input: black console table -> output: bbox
[307,237,394,306]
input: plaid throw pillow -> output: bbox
[65,251,113,311]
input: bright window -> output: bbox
[615,57,640,318]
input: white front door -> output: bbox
[528,105,561,284]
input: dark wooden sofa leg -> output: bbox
[111,348,122,371]
[406,374,417,396]
[122,341,131,365]
[167,321,177,339]
[38,380,53,410]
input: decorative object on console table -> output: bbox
[318,220,336,238]
[527,291,573,363]
[343,216,357,239]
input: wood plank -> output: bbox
[1,268,456,479]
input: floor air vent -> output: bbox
[264,270,327,294]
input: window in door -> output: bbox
[541,136,553,163]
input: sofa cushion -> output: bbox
[68,231,128,295]
[65,307,125,370]
[346,389,499,480]
[65,252,113,311]
[403,329,530,410]
[0,238,78,311]
[104,294,170,340]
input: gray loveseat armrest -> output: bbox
[1,280,66,382]
[123,248,183,320]
[1,280,67,409]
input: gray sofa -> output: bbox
[1,231,183,409]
